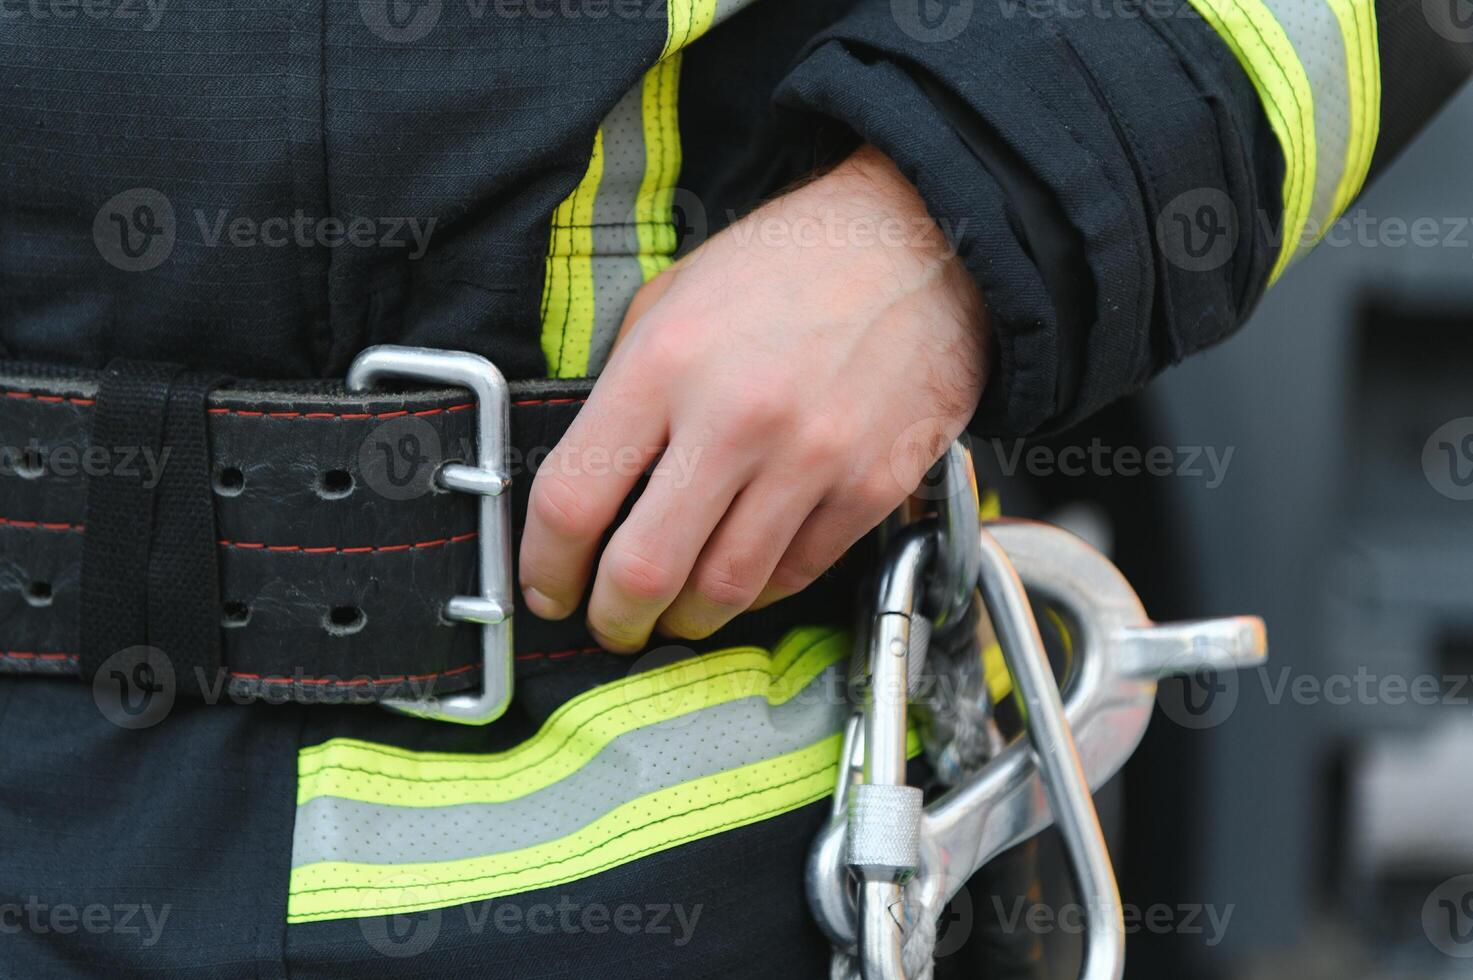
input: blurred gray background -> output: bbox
[1131,80,1473,979]
[959,81,1473,980]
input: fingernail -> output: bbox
[523,587,569,621]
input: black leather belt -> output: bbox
[0,348,858,718]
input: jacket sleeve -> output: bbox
[773,0,1473,437]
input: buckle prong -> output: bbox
[347,344,516,725]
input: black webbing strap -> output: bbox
[79,359,227,697]
[0,360,860,705]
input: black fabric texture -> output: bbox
[771,5,1268,435]
[0,669,944,978]
[1371,0,1473,180]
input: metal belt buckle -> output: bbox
[346,344,515,725]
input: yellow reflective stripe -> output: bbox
[662,0,719,61]
[540,128,604,378]
[1324,0,1380,223]
[291,729,919,923]
[540,0,740,377]
[636,54,682,282]
[297,628,847,808]
[1186,0,1314,285]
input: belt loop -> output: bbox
[79,359,228,701]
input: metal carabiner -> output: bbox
[809,519,1269,979]
[843,524,934,979]
[835,440,982,979]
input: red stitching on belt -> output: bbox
[515,646,605,662]
[230,662,480,687]
[0,517,84,532]
[3,388,588,415]
[206,404,476,420]
[0,518,479,555]
[4,391,94,407]
[0,652,478,686]
[513,397,587,407]
[0,648,603,682]
[218,530,478,554]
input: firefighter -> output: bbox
[0,1,1468,977]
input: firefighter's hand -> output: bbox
[518,145,990,651]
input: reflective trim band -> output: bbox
[291,663,847,868]
[662,0,717,61]
[1323,0,1380,220]
[290,735,844,922]
[295,631,845,807]
[287,628,922,924]
[1186,0,1379,283]
[540,128,604,377]
[540,0,759,378]
[635,54,682,285]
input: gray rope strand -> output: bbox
[829,873,939,980]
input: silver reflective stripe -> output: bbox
[588,85,651,371]
[1262,0,1352,261]
[1185,0,1379,281]
[290,662,847,868]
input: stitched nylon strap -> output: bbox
[1185,0,1380,283]
[78,360,227,696]
[0,362,860,704]
[287,628,925,923]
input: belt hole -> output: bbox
[324,605,366,636]
[214,465,245,497]
[222,600,251,628]
[23,580,52,608]
[13,447,44,480]
[316,469,354,500]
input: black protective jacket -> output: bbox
[0,0,1469,435]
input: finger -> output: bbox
[586,431,753,652]
[518,383,667,621]
[656,476,822,640]
[751,482,901,610]
[613,270,674,349]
